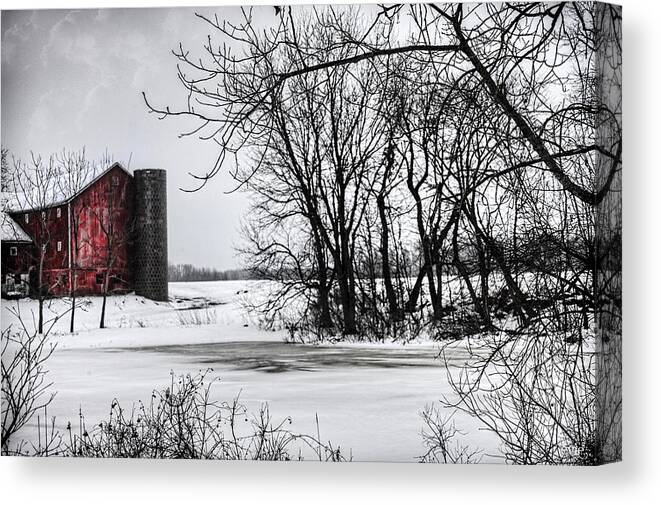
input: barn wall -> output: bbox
[70,165,134,295]
[5,165,136,297]
[9,204,70,295]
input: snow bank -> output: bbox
[1,280,286,350]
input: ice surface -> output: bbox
[1,280,502,462]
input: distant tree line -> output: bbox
[167,263,252,282]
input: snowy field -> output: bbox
[1,280,501,462]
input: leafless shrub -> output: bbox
[21,407,64,457]
[176,308,218,326]
[1,327,56,454]
[419,404,482,464]
[66,370,346,461]
[441,325,596,465]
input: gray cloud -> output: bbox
[2,7,256,270]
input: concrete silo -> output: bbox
[133,169,168,301]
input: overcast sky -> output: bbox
[1,6,283,270]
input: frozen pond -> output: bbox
[25,339,498,462]
[4,281,501,462]
[127,341,445,372]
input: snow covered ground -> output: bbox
[1,280,501,462]
[2,281,284,349]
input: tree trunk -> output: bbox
[405,267,426,313]
[69,288,76,334]
[100,271,110,329]
[408,183,440,320]
[475,236,492,326]
[336,162,357,335]
[317,281,332,329]
[377,194,401,322]
[313,232,332,329]
[37,256,45,334]
[69,264,77,333]
[38,298,44,335]
[433,257,447,320]
[70,226,78,333]
[337,266,356,335]
[451,222,484,323]
[100,291,107,329]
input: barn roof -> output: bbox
[58,162,132,207]
[6,162,132,213]
[1,212,32,243]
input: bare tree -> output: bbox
[1,147,9,210]
[6,154,61,334]
[1,304,68,454]
[227,11,389,336]
[55,148,103,333]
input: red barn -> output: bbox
[1,163,168,301]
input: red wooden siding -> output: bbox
[10,204,70,295]
[70,165,134,295]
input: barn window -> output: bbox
[111,175,119,187]
[56,208,61,218]
[9,246,17,256]
[24,214,29,224]
[57,241,62,252]
[96,273,104,284]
